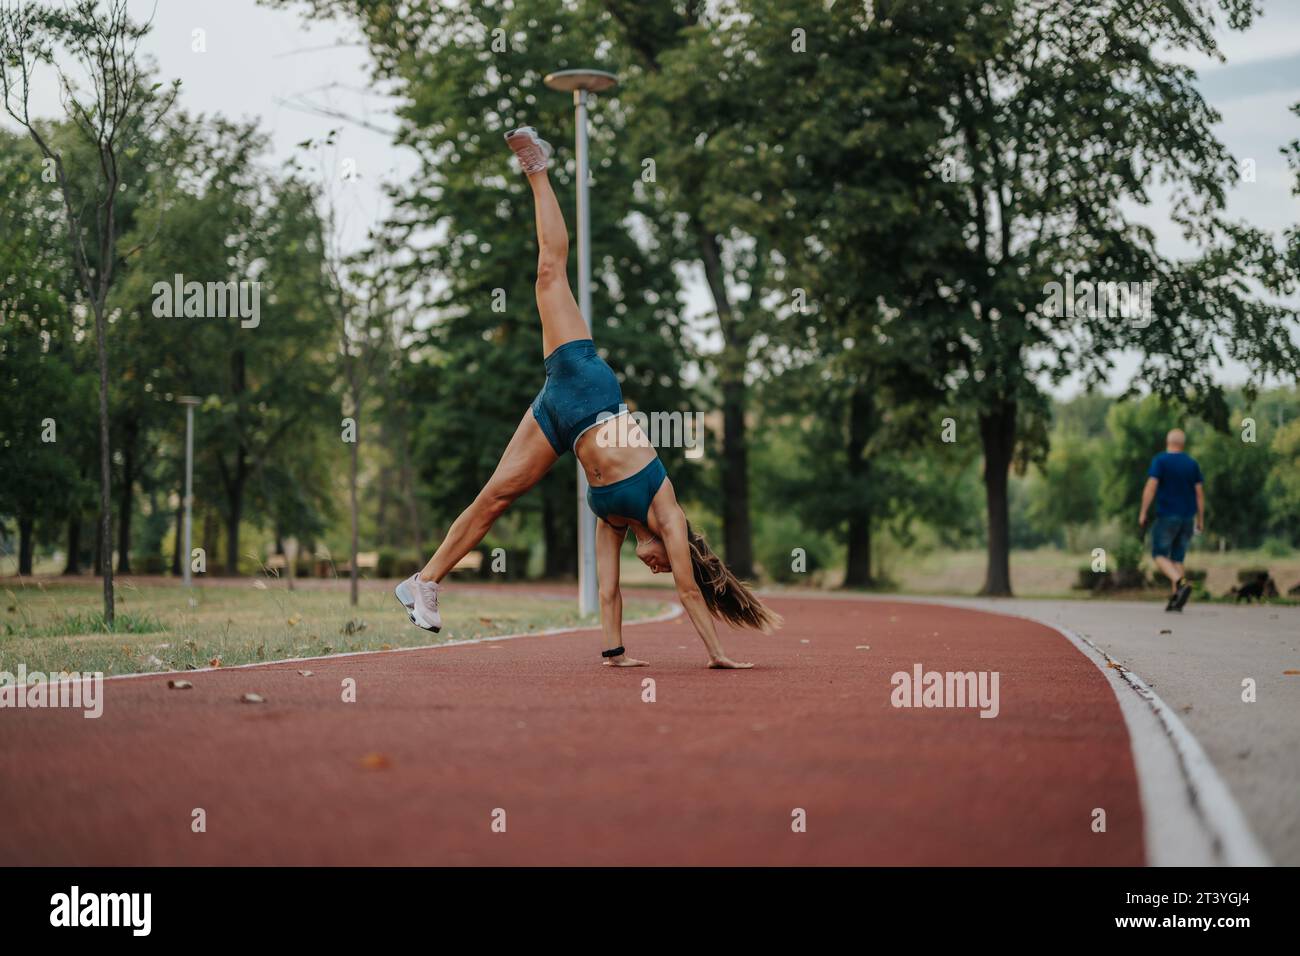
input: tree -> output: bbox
[1025,432,1099,551]
[1267,418,1300,546]
[663,0,975,585]
[270,0,692,578]
[0,0,178,621]
[1099,396,1181,526]
[122,120,335,576]
[0,130,84,573]
[916,0,1300,593]
[600,0,771,578]
[1195,423,1273,549]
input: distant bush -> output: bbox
[1113,537,1145,573]
[1260,536,1292,558]
[755,513,834,584]
[377,548,422,579]
[1076,536,1150,590]
[133,553,166,575]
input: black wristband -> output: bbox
[601,646,625,659]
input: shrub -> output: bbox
[376,548,422,579]
[1260,536,1292,558]
[133,553,166,575]
[755,513,833,585]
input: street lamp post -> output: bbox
[177,396,200,593]
[544,68,617,617]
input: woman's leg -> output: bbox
[415,160,578,584]
[418,409,558,583]
[527,169,591,357]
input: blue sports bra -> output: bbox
[586,457,667,526]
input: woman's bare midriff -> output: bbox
[575,412,658,487]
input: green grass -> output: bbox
[0,580,667,677]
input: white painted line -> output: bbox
[1052,623,1270,867]
[929,597,1272,866]
[920,594,1272,866]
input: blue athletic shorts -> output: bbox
[531,338,623,456]
[1152,514,1195,562]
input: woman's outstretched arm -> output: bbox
[656,504,753,670]
[596,517,647,667]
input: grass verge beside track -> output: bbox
[0,580,666,676]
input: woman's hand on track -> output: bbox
[603,656,650,667]
[708,657,754,669]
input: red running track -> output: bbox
[0,593,1143,865]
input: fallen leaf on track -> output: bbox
[359,753,391,770]
[1284,670,1300,676]
[297,670,314,677]
[240,693,265,704]
[167,679,193,690]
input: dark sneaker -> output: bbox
[1172,580,1193,611]
[1165,591,1181,612]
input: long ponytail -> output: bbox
[686,524,782,633]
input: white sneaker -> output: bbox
[505,126,553,174]
[395,573,442,632]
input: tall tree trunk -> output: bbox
[92,513,102,575]
[225,479,244,576]
[375,456,392,548]
[93,302,114,625]
[697,225,755,578]
[842,384,875,587]
[117,425,135,573]
[64,513,82,575]
[202,511,219,573]
[18,515,35,575]
[719,375,755,579]
[979,401,1017,596]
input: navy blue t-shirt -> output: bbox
[1148,452,1203,518]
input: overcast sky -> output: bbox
[8,0,1300,397]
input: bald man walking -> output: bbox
[1139,429,1205,612]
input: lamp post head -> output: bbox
[177,395,201,407]
[544,69,618,94]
